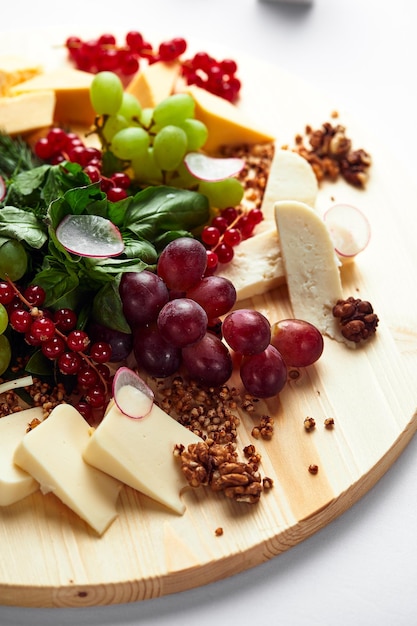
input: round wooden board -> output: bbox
[1,29,417,608]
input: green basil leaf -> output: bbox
[0,206,47,248]
[91,279,131,333]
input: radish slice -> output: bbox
[0,176,6,202]
[183,152,244,181]
[56,214,124,258]
[324,203,371,260]
[112,367,154,419]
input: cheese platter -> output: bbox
[0,27,417,609]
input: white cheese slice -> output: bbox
[216,227,286,301]
[13,404,121,535]
[0,91,55,135]
[83,387,202,515]
[259,148,318,225]
[0,407,43,506]
[274,200,349,344]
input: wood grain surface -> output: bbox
[1,31,417,608]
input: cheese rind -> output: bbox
[274,200,346,342]
[10,68,95,125]
[216,227,285,300]
[83,390,202,514]
[183,85,275,154]
[0,91,55,135]
[13,404,121,535]
[126,61,181,108]
[0,407,43,506]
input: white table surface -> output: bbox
[1,1,417,624]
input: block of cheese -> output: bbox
[126,60,181,108]
[183,85,275,154]
[274,200,349,344]
[83,387,202,514]
[0,56,42,96]
[14,404,121,535]
[10,68,95,125]
[260,149,318,222]
[0,407,43,506]
[0,91,55,135]
[216,227,286,301]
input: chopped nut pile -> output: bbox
[0,377,67,419]
[332,297,379,343]
[293,121,372,187]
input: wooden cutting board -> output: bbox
[1,32,417,608]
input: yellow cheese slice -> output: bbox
[14,404,122,535]
[83,388,202,514]
[274,200,349,344]
[0,407,43,506]
[0,91,55,135]
[0,56,42,96]
[126,60,181,108]
[10,68,95,125]
[183,85,275,154]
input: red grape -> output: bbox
[133,323,181,378]
[270,319,324,368]
[119,270,169,329]
[240,345,287,398]
[182,332,233,387]
[186,275,236,320]
[157,298,208,348]
[157,238,207,291]
[222,309,271,356]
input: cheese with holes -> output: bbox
[126,60,181,108]
[260,149,318,222]
[10,68,95,125]
[183,85,274,154]
[0,91,55,134]
[13,404,121,535]
[0,407,43,506]
[274,200,347,343]
[83,387,202,514]
[0,56,42,96]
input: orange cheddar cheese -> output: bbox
[10,68,95,125]
[0,55,42,96]
[0,91,55,135]
[126,60,181,108]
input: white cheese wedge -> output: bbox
[260,148,318,225]
[0,91,55,135]
[83,387,202,514]
[274,200,349,344]
[216,227,286,301]
[13,404,121,535]
[0,407,43,506]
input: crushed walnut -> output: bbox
[308,464,319,475]
[176,439,264,504]
[251,415,274,440]
[303,416,316,432]
[332,297,379,343]
[0,377,67,419]
[293,121,371,187]
[324,417,335,429]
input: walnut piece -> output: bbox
[293,122,371,187]
[332,297,379,343]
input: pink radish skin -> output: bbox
[112,367,154,419]
[56,214,124,258]
[183,152,244,181]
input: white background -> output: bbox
[1,1,417,624]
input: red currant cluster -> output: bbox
[0,280,112,420]
[33,127,131,202]
[201,206,263,272]
[65,31,187,76]
[181,52,241,103]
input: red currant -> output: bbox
[58,351,83,375]
[23,284,46,307]
[67,329,90,352]
[41,336,66,359]
[31,317,56,342]
[10,309,32,333]
[0,281,15,305]
[53,308,77,332]
[89,341,112,364]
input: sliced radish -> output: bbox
[112,367,154,419]
[56,214,124,258]
[183,152,244,181]
[0,176,6,202]
[324,203,371,260]
[0,375,33,395]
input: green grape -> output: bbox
[90,71,124,116]
[0,303,8,335]
[140,107,155,129]
[153,126,188,171]
[118,92,142,124]
[198,178,244,210]
[179,118,208,151]
[0,334,11,376]
[111,127,150,160]
[170,162,200,188]
[102,114,129,142]
[153,94,195,127]
[0,239,27,281]
[131,147,163,184]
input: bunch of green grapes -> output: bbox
[90,71,244,209]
